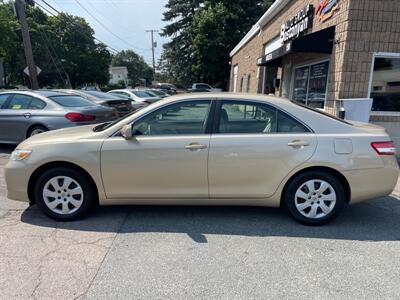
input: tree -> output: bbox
[43,12,111,87]
[0,2,24,85]
[160,0,203,87]
[160,0,276,88]
[0,2,111,88]
[111,50,153,87]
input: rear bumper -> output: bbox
[343,164,399,204]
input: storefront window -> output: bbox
[292,61,329,109]
[371,57,400,112]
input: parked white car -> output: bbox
[189,83,223,93]
[107,89,161,108]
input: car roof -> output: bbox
[162,92,290,105]
[0,90,71,97]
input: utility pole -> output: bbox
[15,0,39,89]
[146,29,158,73]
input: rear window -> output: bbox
[49,95,97,107]
[291,101,352,125]
[132,91,152,98]
[108,92,130,100]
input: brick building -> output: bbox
[229,0,400,149]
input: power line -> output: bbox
[87,0,143,38]
[37,25,72,87]
[73,0,150,53]
[36,0,120,54]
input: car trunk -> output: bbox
[142,97,161,104]
[347,120,388,134]
[104,100,132,116]
[78,106,118,124]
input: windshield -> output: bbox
[144,90,158,97]
[92,110,137,132]
[291,101,352,125]
[132,90,153,98]
[49,95,97,107]
[83,91,121,100]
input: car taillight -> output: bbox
[65,112,96,122]
[371,141,396,155]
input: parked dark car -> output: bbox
[0,90,118,143]
[54,89,133,117]
[154,83,177,95]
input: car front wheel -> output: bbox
[34,167,96,221]
[284,171,346,225]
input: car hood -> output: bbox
[17,125,106,148]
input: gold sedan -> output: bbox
[5,93,399,225]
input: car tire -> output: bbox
[283,171,346,225]
[28,125,48,137]
[34,167,96,221]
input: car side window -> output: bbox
[277,111,310,133]
[6,94,32,110]
[218,101,277,134]
[0,94,10,108]
[132,100,211,136]
[29,98,46,110]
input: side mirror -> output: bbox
[121,124,133,140]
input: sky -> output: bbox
[36,0,169,65]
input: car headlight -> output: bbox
[10,150,32,161]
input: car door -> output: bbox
[208,99,317,199]
[101,99,214,199]
[0,93,34,142]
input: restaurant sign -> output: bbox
[280,4,314,44]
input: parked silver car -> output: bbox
[107,89,161,106]
[0,90,118,143]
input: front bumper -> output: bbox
[4,160,32,202]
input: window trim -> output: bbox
[29,97,47,110]
[112,98,216,137]
[368,52,400,116]
[290,58,330,111]
[213,98,313,135]
[0,93,12,109]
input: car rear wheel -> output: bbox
[34,167,96,221]
[284,171,346,225]
[28,125,48,137]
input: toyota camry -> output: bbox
[5,93,399,225]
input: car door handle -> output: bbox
[185,143,208,150]
[288,140,310,148]
[23,113,31,119]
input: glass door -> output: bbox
[292,61,329,109]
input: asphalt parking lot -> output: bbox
[0,145,399,299]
